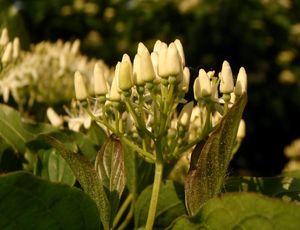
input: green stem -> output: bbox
[116,203,134,230]
[113,194,133,229]
[120,136,155,163]
[145,162,163,230]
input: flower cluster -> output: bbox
[73,39,247,162]
[0,28,111,109]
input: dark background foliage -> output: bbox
[1,0,300,176]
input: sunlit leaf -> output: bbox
[168,193,300,230]
[95,135,125,221]
[184,94,247,216]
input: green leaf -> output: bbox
[0,171,100,230]
[0,104,56,154]
[36,148,76,186]
[95,135,125,221]
[184,94,247,216]
[135,180,186,229]
[0,104,35,153]
[224,175,300,202]
[40,134,110,230]
[168,193,300,230]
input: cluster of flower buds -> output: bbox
[0,27,111,109]
[74,39,247,162]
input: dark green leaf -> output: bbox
[168,193,300,230]
[185,94,247,215]
[0,171,100,230]
[135,180,186,229]
[95,135,125,221]
[224,175,300,202]
[40,134,110,230]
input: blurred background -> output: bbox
[1,0,300,176]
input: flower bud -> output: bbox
[12,37,20,59]
[235,67,247,96]
[174,39,185,66]
[133,54,145,86]
[198,69,211,97]
[153,40,162,53]
[157,42,169,78]
[180,67,190,93]
[166,42,181,76]
[237,119,246,139]
[1,42,12,63]
[220,60,234,94]
[193,77,201,100]
[150,52,160,82]
[118,58,133,91]
[74,71,88,100]
[94,63,108,95]
[0,28,9,46]
[47,107,63,127]
[178,101,194,127]
[71,39,80,55]
[110,76,121,101]
[141,48,155,82]
[137,42,147,55]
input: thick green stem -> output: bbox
[145,162,163,230]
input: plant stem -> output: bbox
[116,203,134,230]
[145,162,163,230]
[113,194,133,229]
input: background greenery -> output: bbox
[1,0,300,176]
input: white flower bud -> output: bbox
[94,63,108,95]
[141,48,155,82]
[180,67,190,93]
[157,42,169,78]
[110,75,121,101]
[12,37,20,59]
[71,39,80,55]
[59,53,67,69]
[74,71,88,100]
[198,69,211,97]
[193,77,201,100]
[153,40,162,53]
[1,42,12,63]
[133,54,145,85]
[178,101,194,127]
[237,119,246,139]
[63,41,71,53]
[118,59,133,91]
[137,42,147,55]
[0,28,9,46]
[166,42,181,76]
[220,60,234,94]
[174,39,185,66]
[47,107,63,127]
[150,52,160,82]
[235,67,247,96]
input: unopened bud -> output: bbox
[133,54,145,86]
[198,69,211,97]
[220,60,234,94]
[178,101,194,127]
[71,39,80,55]
[94,63,108,95]
[0,28,9,46]
[141,48,155,82]
[12,37,20,59]
[158,42,169,78]
[1,42,12,63]
[237,119,246,139]
[137,42,147,55]
[180,67,190,93]
[153,40,162,53]
[174,39,185,66]
[118,59,133,91]
[47,107,63,127]
[193,77,201,100]
[166,43,181,76]
[110,75,121,101]
[74,71,88,100]
[235,67,247,96]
